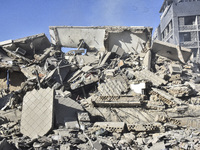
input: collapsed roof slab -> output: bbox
[49,26,152,53]
[152,40,192,63]
[0,33,51,59]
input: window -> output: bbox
[179,32,191,42]
[184,16,196,25]
[162,32,165,39]
[199,32,200,41]
[191,48,198,57]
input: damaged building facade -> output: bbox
[0,25,199,149]
[153,0,200,62]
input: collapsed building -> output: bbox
[0,26,199,149]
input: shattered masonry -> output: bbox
[0,26,199,149]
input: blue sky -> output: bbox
[0,0,163,42]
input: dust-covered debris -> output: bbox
[0,26,199,149]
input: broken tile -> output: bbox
[20,88,54,139]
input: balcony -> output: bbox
[179,25,197,31]
[163,30,173,42]
[180,41,198,48]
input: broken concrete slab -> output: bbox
[0,33,51,59]
[151,88,183,106]
[54,96,84,127]
[49,26,152,54]
[152,40,192,63]
[20,88,54,139]
[99,52,112,66]
[98,75,128,96]
[106,26,152,53]
[134,69,167,86]
[0,25,200,149]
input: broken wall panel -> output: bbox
[49,26,106,51]
[49,26,152,53]
[107,29,151,53]
[134,69,167,86]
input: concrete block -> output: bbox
[127,123,157,132]
[111,45,125,57]
[93,122,125,133]
[169,64,182,74]
[77,112,90,122]
[65,120,79,130]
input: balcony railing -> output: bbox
[163,30,173,42]
[180,41,198,48]
[179,25,197,31]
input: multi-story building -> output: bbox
[153,0,200,62]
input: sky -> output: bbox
[0,0,163,42]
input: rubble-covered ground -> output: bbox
[0,26,200,150]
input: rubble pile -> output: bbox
[0,26,200,149]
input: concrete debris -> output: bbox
[93,122,125,133]
[152,40,192,63]
[20,88,54,139]
[98,75,128,96]
[134,69,167,86]
[0,26,199,149]
[54,96,83,128]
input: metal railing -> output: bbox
[163,30,173,42]
[180,41,198,48]
[179,25,197,31]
